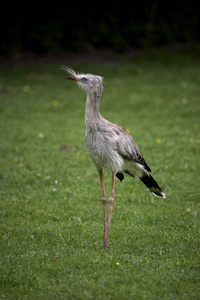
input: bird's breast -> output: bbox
[85,128,123,172]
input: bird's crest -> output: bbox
[60,65,78,77]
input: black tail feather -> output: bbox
[116,172,125,182]
[140,174,166,198]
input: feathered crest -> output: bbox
[60,65,78,77]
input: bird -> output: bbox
[61,66,166,249]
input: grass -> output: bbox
[0,47,200,299]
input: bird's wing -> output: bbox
[103,121,151,172]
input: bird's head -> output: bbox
[61,66,104,95]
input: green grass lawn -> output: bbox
[0,47,200,299]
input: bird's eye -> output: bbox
[81,77,89,83]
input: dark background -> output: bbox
[1,1,200,56]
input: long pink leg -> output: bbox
[104,172,115,248]
[98,170,107,248]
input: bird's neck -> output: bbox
[85,91,102,127]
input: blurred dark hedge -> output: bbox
[1,2,200,55]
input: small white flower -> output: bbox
[181,81,187,87]
[38,133,44,138]
[181,98,188,104]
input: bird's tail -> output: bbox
[140,174,166,198]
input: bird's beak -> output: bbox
[67,75,79,81]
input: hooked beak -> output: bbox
[67,75,79,81]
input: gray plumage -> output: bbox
[62,66,166,248]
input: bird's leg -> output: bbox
[105,172,115,248]
[98,170,107,248]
